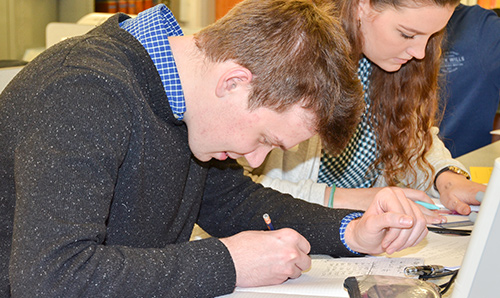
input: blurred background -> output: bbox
[0,0,244,61]
[0,0,497,62]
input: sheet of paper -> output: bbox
[219,292,330,298]
[469,166,493,184]
[377,231,470,268]
[235,257,423,297]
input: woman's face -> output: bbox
[357,0,455,72]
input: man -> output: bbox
[0,1,428,297]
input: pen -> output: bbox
[263,213,275,230]
[427,226,471,236]
[415,201,440,210]
[404,265,445,276]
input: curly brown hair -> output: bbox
[338,0,460,189]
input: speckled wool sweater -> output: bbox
[0,14,358,297]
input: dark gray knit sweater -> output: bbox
[0,14,358,298]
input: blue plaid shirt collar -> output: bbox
[120,4,186,120]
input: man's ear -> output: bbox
[215,67,252,98]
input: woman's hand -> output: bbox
[435,171,486,215]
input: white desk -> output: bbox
[456,140,500,169]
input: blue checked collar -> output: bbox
[120,4,186,120]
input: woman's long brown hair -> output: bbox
[338,0,460,189]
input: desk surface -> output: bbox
[456,140,500,169]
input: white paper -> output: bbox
[377,231,470,268]
[235,257,423,297]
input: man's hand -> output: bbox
[220,228,311,288]
[331,187,445,224]
[400,188,447,224]
[435,171,486,215]
[344,187,428,255]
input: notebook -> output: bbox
[452,157,500,297]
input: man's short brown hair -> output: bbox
[195,0,364,153]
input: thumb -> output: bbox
[456,200,471,215]
[378,212,414,230]
[364,211,414,234]
[398,214,414,228]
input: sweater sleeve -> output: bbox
[197,159,361,257]
[425,127,470,198]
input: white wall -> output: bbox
[0,66,24,93]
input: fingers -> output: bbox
[402,188,433,204]
[289,256,311,279]
[424,212,447,225]
[411,203,447,225]
[370,188,428,255]
[370,187,406,213]
[220,229,311,287]
[441,193,472,215]
[378,212,412,252]
[383,200,428,254]
[269,228,311,280]
[400,200,427,248]
[437,178,486,214]
[398,187,445,223]
[380,195,415,252]
[272,228,311,277]
[293,231,312,255]
[454,199,472,215]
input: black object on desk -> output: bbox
[427,226,471,236]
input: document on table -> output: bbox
[469,166,493,184]
[234,256,423,297]
[377,231,470,268]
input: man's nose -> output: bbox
[243,147,273,168]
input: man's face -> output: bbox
[188,101,317,168]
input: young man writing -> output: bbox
[0,1,427,296]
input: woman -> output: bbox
[239,0,486,215]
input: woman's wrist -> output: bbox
[434,169,470,194]
[434,166,470,193]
